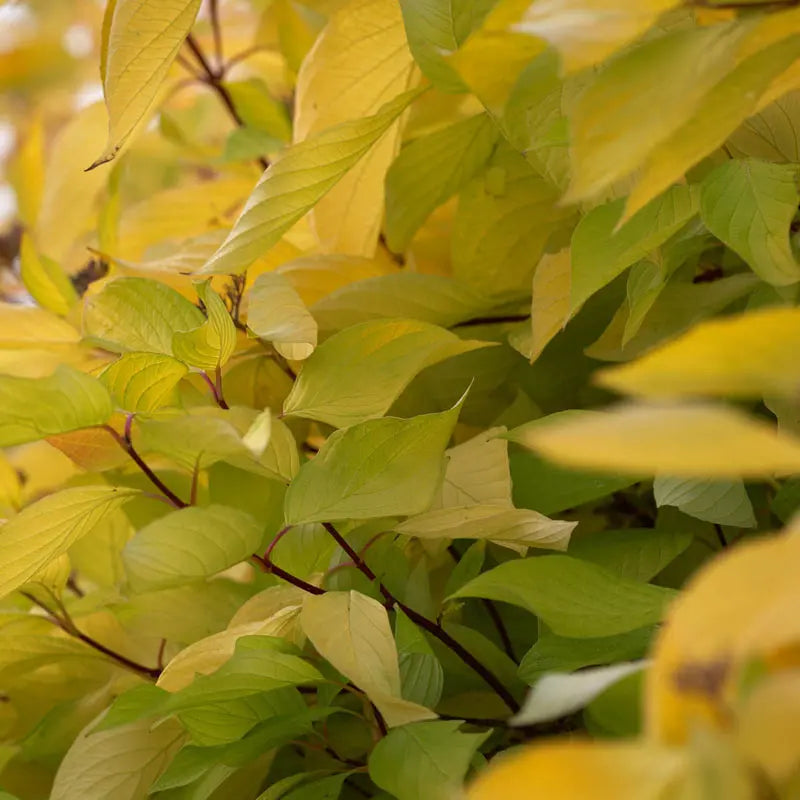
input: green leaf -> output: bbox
[201,89,424,275]
[301,591,436,727]
[518,628,654,684]
[285,405,460,524]
[247,272,318,361]
[283,319,486,427]
[395,610,444,709]
[385,114,498,251]
[83,277,205,355]
[568,528,693,582]
[100,352,189,412]
[653,477,756,528]
[51,717,184,800]
[92,0,203,166]
[19,233,78,316]
[172,280,237,371]
[368,720,489,800]
[311,273,487,333]
[123,505,265,592]
[399,0,493,91]
[0,486,139,600]
[282,773,349,800]
[449,555,675,637]
[0,365,113,446]
[452,145,573,298]
[511,661,646,727]
[569,185,699,313]
[224,79,292,141]
[699,158,800,286]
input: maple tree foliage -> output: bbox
[2,0,800,797]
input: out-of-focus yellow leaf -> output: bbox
[277,255,388,306]
[517,402,800,478]
[468,740,687,800]
[19,234,78,316]
[646,532,800,744]
[0,303,79,348]
[599,307,800,400]
[92,0,203,167]
[8,117,44,227]
[294,0,418,255]
[35,103,109,263]
[512,0,683,73]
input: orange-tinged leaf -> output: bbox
[646,532,800,743]
[468,740,687,800]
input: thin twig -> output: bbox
[251,554,325,595]
[101,423,188,509]
[22,592,161,680]
[714,524,728,548]
[209,0,224,71]
[322,523,519,713]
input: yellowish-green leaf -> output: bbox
[19,234,77,316]
[0,486,139,600]
[123,505,265,592]
[224,79,292,141]
[0,365,113,446]
[201,89,423,276]
[285,405,461,524]
[467,740,687,800]
[246,272,317,361]
[93,0,203,167]
[598,307,800,399]
[83,277,205,355]
[283,319,488,427]
[453,145,573,299]
[311,273,487,333]
[101,353,188,413]
[396,505,575,553]
[385,113,498,252]
[512,0,683,73]
[624,32,800,218]
[8,116,45,228]
[517,402,800,478]
[570,185,699,313]
[301,591,436,727]
[450,554,674,637]
[699,159,800,286]
[728,91,800,162]
[294,0,418,255]
[653,476,756,528]
[564,23,745,203]
[530,248,571,362]
[51,716,184,800]
[0,303,80,348]
[171,280,236,371]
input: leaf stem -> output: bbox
[251,553,325,595]
[184,33,269,170]
[22,592,161,680]
[321,523,520,714]
[102,423,188,509]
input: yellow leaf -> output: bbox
[294,0,418,255]
[19,233,78,316]
[276,254,388,306]
[92,0,203,167]
[157,611,302,692]
[0,486,140,600]
[35,103,109,263]
[101,353,189,413]
[517,402,800,478]
[599,307,800,400]
[7,116,44,227]
[47,421,131,472]
[301,591,437,727]
[512,0,683,74]
[530,249,571,363]
[646,532,800,744]
[468,740,687,800]
[0,303,79,348]
[202,89,424,276]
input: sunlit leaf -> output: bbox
[283,319,487,427]
[100,352,188,413]
[19,233,77,316]
[653,477,756,528]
